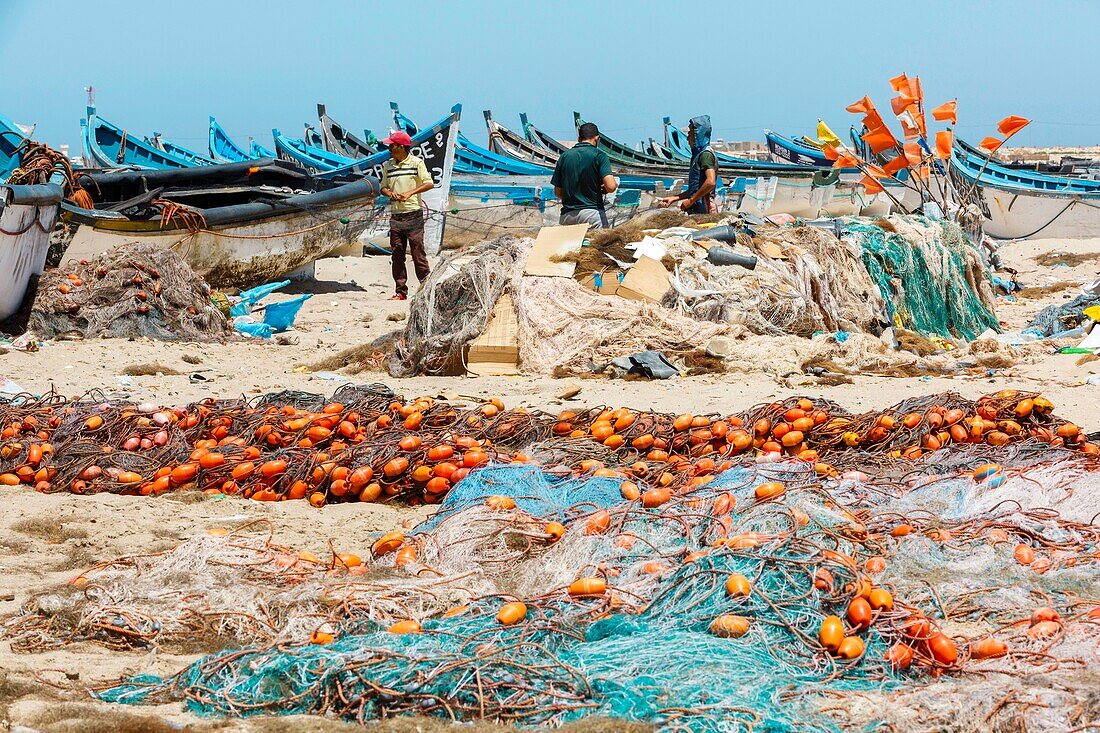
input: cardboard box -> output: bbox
[466,294,520,376]
[523,224,589,277]
[616,256,671,303]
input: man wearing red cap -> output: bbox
[379,131,434,300]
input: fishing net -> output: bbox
[843,217,998,341]
[27,241,233,341]
[387,215,999,378]
[390,238,524,376]
[1,385,1097,730]
[19,448,1091,731]
[1026,291,1100,337]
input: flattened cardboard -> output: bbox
[616,256,671,302]
[523,224,589,277]
[466,294,520,376]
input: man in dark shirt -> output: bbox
[551,122,618,228]
[659,115,718,214]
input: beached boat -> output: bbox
[251,140,276,159]
[484,110,562,168]
[765,130,831,167]
[148,133,215,166]
[316,104,380,159]
[60,160,381,288]
[1,114,32,181]
[272,131,358,174]
[950,139,1100,239]
[521,114,571,155]
[482,112,678,190]
[208,116,256,163]
[389,102,552,177]
[0,183,62,322]
[82,106,195,170]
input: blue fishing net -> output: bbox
[97,464,903,731]
[847,218,998,340]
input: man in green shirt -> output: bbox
[551,122,618,229]
[379,131,434,300]
[658,115,718,214]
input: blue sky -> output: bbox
[1,0,1097,153]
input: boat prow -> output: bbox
[0,183,62,323]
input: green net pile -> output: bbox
[847,217,998,340]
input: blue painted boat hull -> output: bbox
[83,107,196,170]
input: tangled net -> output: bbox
[27,241,233,340]
[5,442,1097,731]
[0,381,1094,509]
[388,215,999,377]
[1027,290,1100,338]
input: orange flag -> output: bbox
[865,163,888,179]
[823,146,839,161]
[861,126,898,155]
[890,95,912,116]
[846,96,872,114]
[833,152,861,169]
[903,142,923,165]
[860,175,885,194]
[935,130,953,159]
[979,136,1003,152]
[883,155,909,175]
[931,100,957,124]
[889,73,909,93]
[997,115,1030,137]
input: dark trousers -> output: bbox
[389,211,430,295]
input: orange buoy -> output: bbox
[885,642,914,670]
[486,495,516,510]
[545,521,566,541]
[868,588,893,611]
[372,531,405,557]
[388,620,422,634]
[568,577,607,597]
[754,482,785,501]
[641,488,671,508]
[497,601,527,625]
[837,636,864,659]
[847,597,872,627]
[927,633,958,665]
[709,614,750,638]
[969,638,1007,659]
[819,615,844,652]
[724,573,751,597]
[1014,544,1034,565]
[1027,620,1061,640]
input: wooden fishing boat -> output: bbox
[390,102,552,177]
[1,114,31,181]
[208,116,256,163]
[484,110,561,168]
[316,104,380,159]
[82,106,195,170]
[272,130,358,174]
[765,130,831,167]
[59,160,381,288]
[520,114,571,155]
[576,113,842,217]
[951,139,1100,239]
[149,133,215,166]
[251,140,276,159]
[0,183,62,322]
[488,113,676,190]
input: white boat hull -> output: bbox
[977,186,1100,239]
[0,187,61,321]
[64,204,373,289]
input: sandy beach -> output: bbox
[0,231,1097,731]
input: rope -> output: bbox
[0,205,53,236]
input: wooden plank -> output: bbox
[522,224,589,277]
[466,293,520,376]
